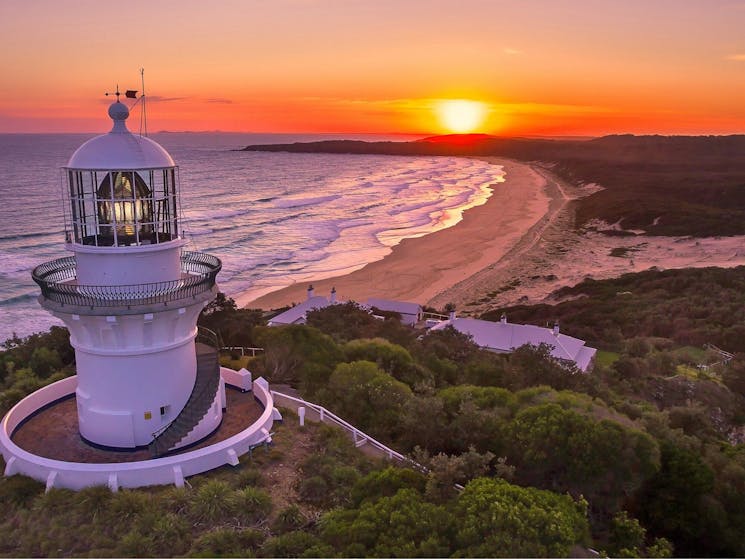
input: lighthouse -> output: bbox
[31,95,223,455]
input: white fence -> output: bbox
[271,391,423,470]
[222,346,264,357]
[271,391,469,491]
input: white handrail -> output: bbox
[221,346,264,357]
[271,390,421,469]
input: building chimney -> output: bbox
[553,320,560,336]
[330,286,337,303]
[500,313,507,324]
[307,284,314,300]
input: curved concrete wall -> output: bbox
[0,371,279,491]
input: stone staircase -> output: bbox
[149,330,221,457]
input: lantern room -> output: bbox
[63,101,179,247]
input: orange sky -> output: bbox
[1,0,744,135]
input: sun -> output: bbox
[435,99,488,134]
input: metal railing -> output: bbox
[32,251,221,308]
[196,326,220,350]
[150,326,221,455]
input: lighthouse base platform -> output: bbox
[0,370,282,491]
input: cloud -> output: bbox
[502,48,523,55]
[497,101,617,116]
[726,54,745,61]
[297,97,614,118]
[146,95,189,103]
[205,97,234,104]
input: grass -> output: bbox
[220,354,251,370]
[595,350,620,367]
[674,345,710,362]
[0,410,381,557]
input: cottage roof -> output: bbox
[431,317,596,371]
[366,298,421,316]
[267,296,332,325]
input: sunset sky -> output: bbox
[1,0,743,136]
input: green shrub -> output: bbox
[189,480,239,524]
[233,467,265,488]
[0,475,44,507]
[189,528,264,557]
[261,531,331,558]
[271,505,305,534]
[234,486,272,524]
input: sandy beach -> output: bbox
[246,158,558,309]
[246,157,745,315]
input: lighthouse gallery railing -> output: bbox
[31,251,221,308]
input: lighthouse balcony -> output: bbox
[31,251,221,312]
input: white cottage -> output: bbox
[430,314,597,372]
[268,285,339,326]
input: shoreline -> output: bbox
[245,157,555,309]
[244,154,745,317]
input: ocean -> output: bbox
[0,132,504,341]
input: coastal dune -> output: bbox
[245,158,555,309]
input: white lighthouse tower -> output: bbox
[31,94,223,455]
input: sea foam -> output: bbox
[0,133,504,340]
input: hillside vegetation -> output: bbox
[2,274,745,556]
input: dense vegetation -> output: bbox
[244,134,745,237]
[2,267,745,556]
[484,265,745,352]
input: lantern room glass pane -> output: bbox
[65,168,179,246]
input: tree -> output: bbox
[413,326,480,386]
[411,446,495,503]
[252,325,342,395]
[723,353,745,394]
[636,440,718,555]
[343,338,420,386]
[198,293,265,347]
[28,347,62,378]
[607,511,647,557]
[349,467,427,507]
[504,403,660,517]
[453,477,590,557]
[320,360,413,440]
[305,302,381,342]
[433,385,515,455]
[508,343,581,391]
[320,489,453,557]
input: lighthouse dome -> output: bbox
[67,101,175,170]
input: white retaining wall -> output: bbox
[0,371,280,491]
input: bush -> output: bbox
[189,480,238,524]
[271,505,305,534]
[0,475,45,507]
[189,528,264,557]
[454,477,590,557]
[261,531,332,558]
[234,486,272,524]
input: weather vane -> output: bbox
[104,70,146,135]
[105,85,138,100]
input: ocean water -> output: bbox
[0,132,504,341]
